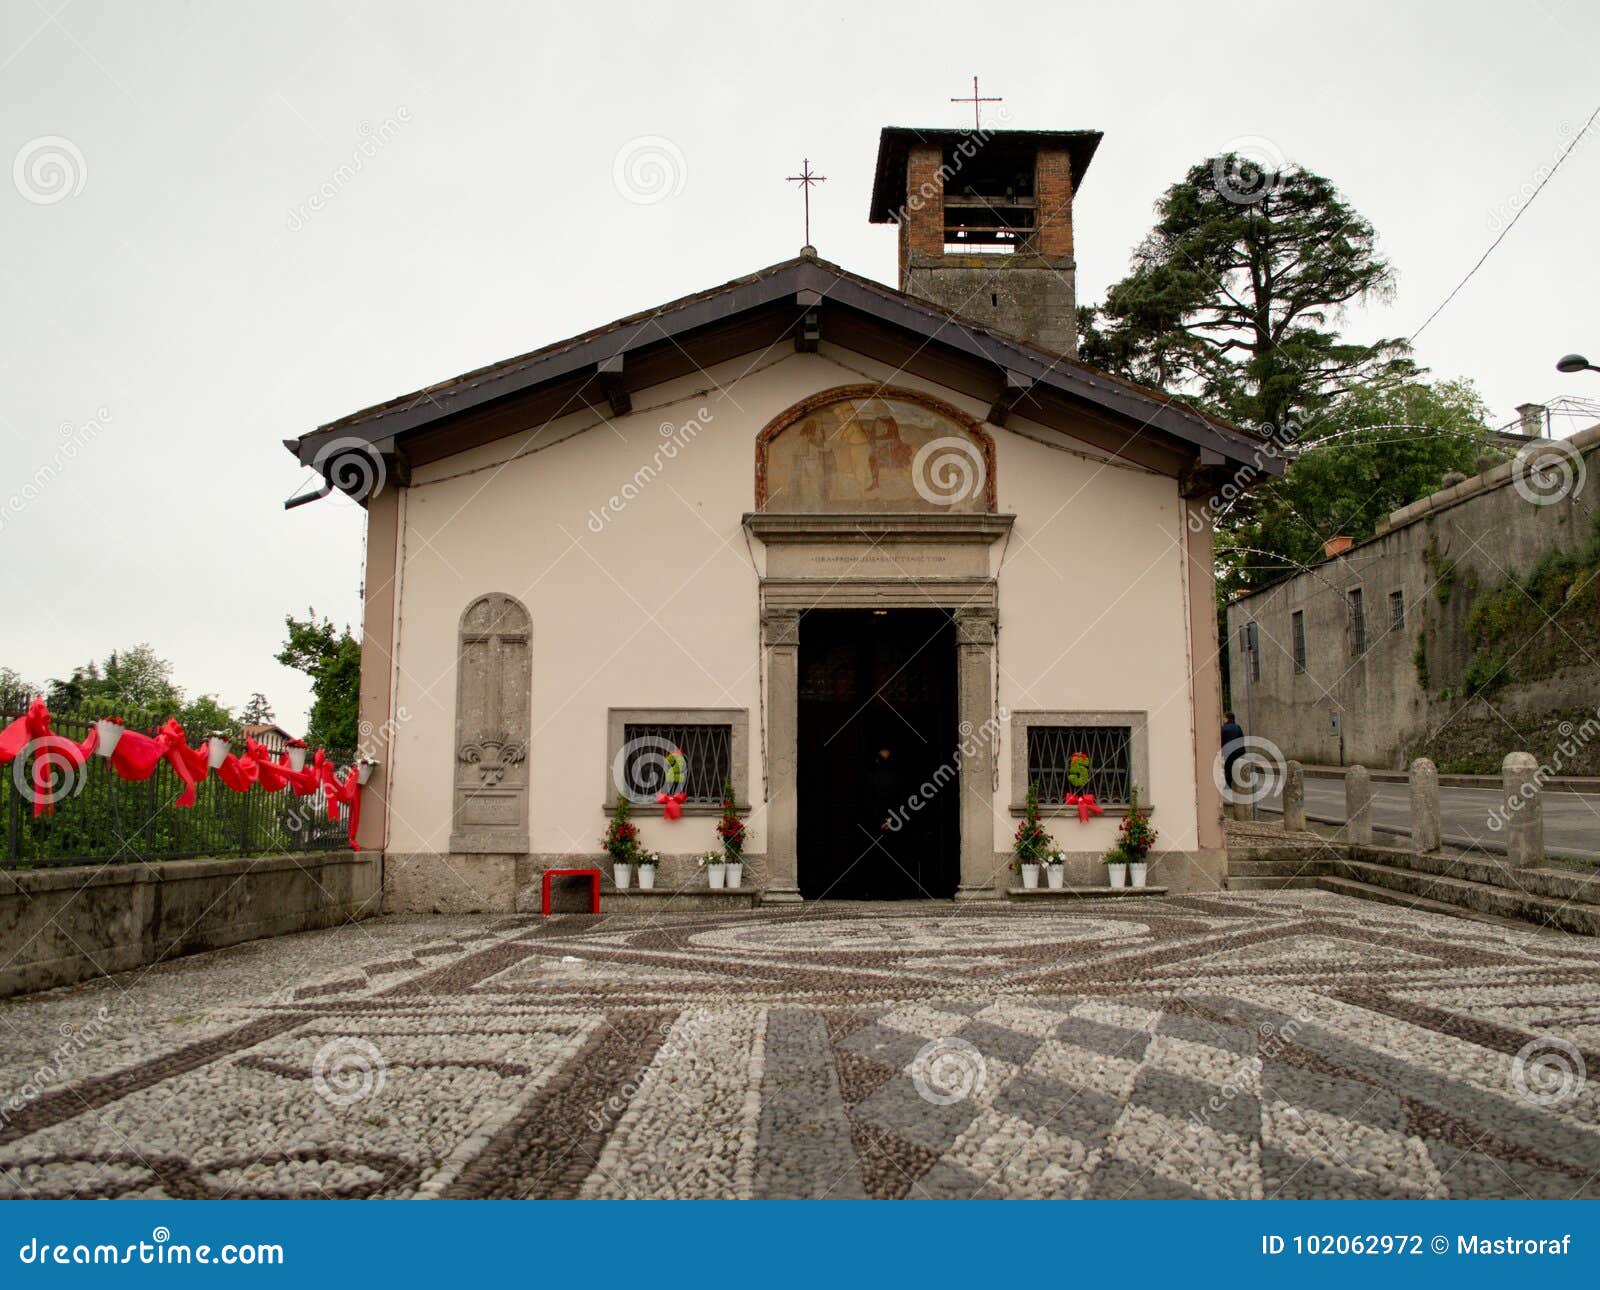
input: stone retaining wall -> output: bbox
[0,851,380,998]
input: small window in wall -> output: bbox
[1389,590,1405,632]
[1291,611,1306,673]
[1010,711,1150,814]
[605,708,749,814]
[1348,589,1367,656]
[1242,621,1260,682]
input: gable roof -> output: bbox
[284,252,1279,480]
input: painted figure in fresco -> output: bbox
[832,403,873,498]
[795,417,835,503]
[866,413,914,493]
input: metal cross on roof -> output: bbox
[786,157,827,247]
[951,75,1003,130]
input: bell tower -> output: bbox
[869,126,1101,357]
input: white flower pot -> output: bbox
[707,864,726,889]
[1107,863,1128,889]
[357,760,377,786]
[1129,861,1149,888]
[1046,865,1065,890]
[638,866,657,890]
[206,736,231,769]
[287,747,307,772]
[1021,863,1040,890]
[93,720,123,759]
[613,862,631,890]
[726,862,743,889]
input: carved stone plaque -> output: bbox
[450,593,531,853]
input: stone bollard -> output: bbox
[1282,761,1307,832]
[1345,765,1374,846]
[1502,751,1545,871]
[1409,758,1441,853]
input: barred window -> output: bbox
[1025,725,1133,805]
[605,708,749,814]
[1291,611,1306,673]
[1389,590,1405,632]
[619,722,730,805]
[1242,621,1260,682]
[1349,589,1366,656]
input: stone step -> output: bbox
[1347,845,1600,904]
[1225,875,1325,891]
[1226,857,1332,879]
[1007,885,1169,899]
[601,888,762,912]
[1323,861,1600,936]
[1314,876,1532,930]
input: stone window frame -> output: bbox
[603,707,751,817]
[1008,709,1152,817]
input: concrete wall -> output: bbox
[378,343,1213,909]
[0,851,380,998]
[1226,425,1600,769]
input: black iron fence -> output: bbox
[2,707,355,869]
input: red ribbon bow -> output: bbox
[0,698,92,816]
[1064,791,1103,824]
[657,791,687,821]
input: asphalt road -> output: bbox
[1260,777,1600,862]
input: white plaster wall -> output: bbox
[382,343,1200,862]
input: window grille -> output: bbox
[1242,621,1260,682]
[1026,725,1133,805]
[619,722,731,805]
[1389,590,1405,632]
[1348,589,1366,656]
[1291,611,1306,673]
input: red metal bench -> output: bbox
[541,867,602,915]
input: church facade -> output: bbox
[285,125,1278,911]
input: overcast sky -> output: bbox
[3,0,1596,731]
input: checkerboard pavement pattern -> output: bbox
[1,894,1597,1198]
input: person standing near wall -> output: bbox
[1220,710,1245,795]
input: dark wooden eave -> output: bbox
[284,253,1281,483]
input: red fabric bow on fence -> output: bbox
[0,698,365,847]
[1064,791,1103,824]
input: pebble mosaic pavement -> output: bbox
[3,892,1599,1200]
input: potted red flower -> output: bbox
[715,782,746,888]
[93,714,124,759]
[285,738,308,773]
[601,796,640,889]
[1013,784,1054,889]
[1117,786,1158,888]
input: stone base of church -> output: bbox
[378,847,1227,913]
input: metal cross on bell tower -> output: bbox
[786,157,827,248]
[950,75,1003,130]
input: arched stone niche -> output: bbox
[755,384,997,513]
[450,593,531,854]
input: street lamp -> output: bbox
[1556,353,1598,374]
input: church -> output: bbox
[284,121,1278,912]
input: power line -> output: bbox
[1408,102,1600,343]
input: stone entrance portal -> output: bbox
[798,609,959,899]
[747,512,1012,903]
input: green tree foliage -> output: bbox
[1220,380,1501,594]
[0,668,38,709]
[276,612,361,750]
[180,693,236,734]
[1081,155,1412,433]
[241,692,276,726]
[47,644,184,720]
